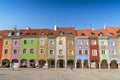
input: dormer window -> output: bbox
[68,32,73,35]
[91,32,95,36]
[99,32,103,36]
[8,31,12,36]
[81,33,85,36]
[117,29,120,35]
[49,33,53,35]
[59,30,64,35]
[25,33,30,35]
[41,32,44,36]
[16,31,20,36]
[32,33,36,35]
[109,33,114,36]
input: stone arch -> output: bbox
[38,59,46,68]
[67,59,74,68]
[2,59,10,68]
[57,59,65,68]
[101,59,108,69]
[90,60,99,69]
[47,59,55,68]
[29,59,36,68]
[83,59,89,68]
[76,59,82,68]
[20,59,27,68]
[110,60,118,69]
[12,59,19,63]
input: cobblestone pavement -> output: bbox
[0,68,120,80]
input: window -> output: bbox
[5,41,9,45]
[110,41,115,46]
[23,49,27,54]
[30,40,34,44]
[40,49,44,54]
[101,50,105,55]
[24,40,27,44]
[85,50,88,55]
[14,41,17,45]
[49,50,54,55]
[69,50,73,56]
[49,40,54,45]
[92,50,97,56]
[112,50,116,56]
[91,40,96,45]
[4,49,8,54]
[78,40,82,45]
[40,40,45,45]
[14,49,17,54]
[101,41,105,45]
[30,49,34,54]
[84,40,88,45]
[68,40,73,46]
[59,50,63,55]
[59,40,63,45]
[79,50,82,55]
[16,31,20,36]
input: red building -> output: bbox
[88,29,100,68]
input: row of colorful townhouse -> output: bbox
[0,26,120,69]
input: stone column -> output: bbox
[82,62,84,69]
[75,61,77,69]
[88,62,91,69]
[108,63,110,69]
[65,60,67,68]
[27,61,29,68]
[55,60,57,68]
[99,63,101,69]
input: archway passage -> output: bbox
[20,59,27,68]
[67,60,74,68]
[2,59,10,68]
[57,59,65,68]
[90,60,99,69]
[38,60,46,68]
[47,59,55,68]
[76,59,82,68]
[29,59,35,68]
[110,60,118,69]
[101,60,108,69]
[12,59,19,63]
[84,60,89,69]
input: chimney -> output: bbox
[103,23,106,29]
[26,27,30,30]
[54,24,57,31]
[92,27,95,30]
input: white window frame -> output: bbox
[111,50,116,56]
[5,40,9,45]
[24,40,27,44]
[92,50,97,56]
[110,41,115,46]
[78,40,82,45]
[49,49,54,55]
[49,40,54,45]
[84,40,88,45]
[78,49,82,55]
[84,50,88,55]
[23,49,27,54]
[91,40,96,45]
[4,49,8,54]
[14,41,18,45]
[40,40,45,45]
[101,50,105,55]
[13,49,17,54]
[101,41,105,45]
[30,40,34,44]
[40,48,44,54]
[68,40,73,46]
[30,49,34,54]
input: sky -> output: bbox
[0,0,120,30]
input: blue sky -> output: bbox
[0,0,120,30]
